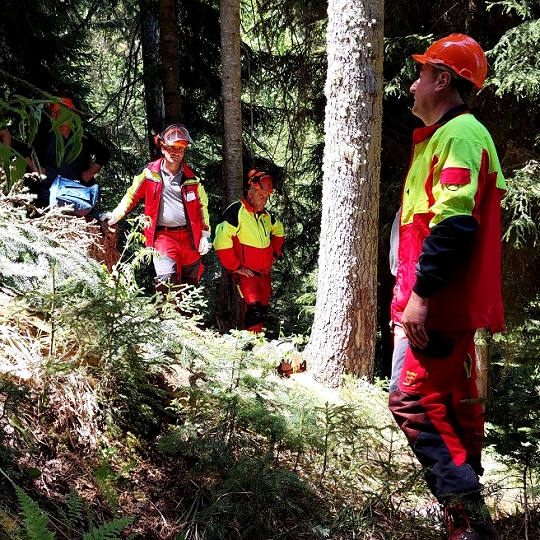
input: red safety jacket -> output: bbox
[214,197,285,275]
[391,110,506,332]
[111,158,210,249]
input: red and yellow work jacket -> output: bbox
[110,158,210,249]
[391,107,507,332]
[214,197,285,275]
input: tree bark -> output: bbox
[216,0,244,332]
[139,0,165,158]
[157,0,183,125]
[220,0,243,205]
[303,0,384,387]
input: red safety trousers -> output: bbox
[388,325,485,503]
[153,228,203,288]
[235,273,271,333]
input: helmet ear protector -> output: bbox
[412,33,487,89]
[247,169,274,194]
[154,123,194,148]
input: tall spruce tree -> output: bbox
[158,0,183,125]
[303,0,383,386]
[216,0,245,332]
[140,0,166,157]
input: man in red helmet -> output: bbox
[387,35,505,539]
[213,168,285,333]
[103,124,211,300]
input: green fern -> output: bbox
[14,485,55,540]
[82,517,134,540]
[58,487,90,534]
[14,483,133,540]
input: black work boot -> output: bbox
[444,505,481,540]
[464,501,501,540]
[444,499,501,540]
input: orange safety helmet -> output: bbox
[154,123,194,148]
[50,97,76,114]
[412,34,488,89]
[247,168,274,194]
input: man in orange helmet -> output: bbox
[103,124,211,300]
[388,35,505,540]
[214,168,285,333]
[23,91,110,210]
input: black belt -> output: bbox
[156,225,188,231]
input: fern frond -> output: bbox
[82,517,134,540]
[58,487,89,533]
[0,202,104,296]
[14,484,55,540]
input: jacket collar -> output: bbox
[413,104,470,145]
[147,158,196,180]
[241,196,268,215]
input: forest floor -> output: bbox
[0,328,535,540]
[0,212,537,539]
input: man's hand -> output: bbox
[81,163,102,183]
[101,212,118,228]
[235,267,255,278]
[402,291,429,349]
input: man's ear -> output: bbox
[436,70,453,90]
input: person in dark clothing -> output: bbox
[24,92,110,208]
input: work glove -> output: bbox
[101,211,118,226]
[198,230,212,255]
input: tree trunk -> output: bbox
[216,0,244,332]
[474,328,489,401]
[303,0,384,387]
[220,0,243,204]
[139,0,165,158]
[158,0,183,125]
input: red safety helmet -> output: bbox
[247,169,274,194]
[412,34,488,89]
[155,123,194,148]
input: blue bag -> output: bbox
[49,176,100,217]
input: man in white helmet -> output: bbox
[103,124,211,298]
[388,35,506,540]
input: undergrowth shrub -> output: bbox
[0,203,104,296]
[486,353,540,528]
[9,214,210,441]
[155,343,436,539]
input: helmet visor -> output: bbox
[161,124,193,147]
[249,173,274,194]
